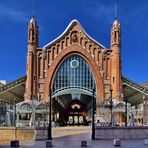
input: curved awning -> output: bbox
[52,88,93,98]
[0,76,26,103]
[122,77,148,105]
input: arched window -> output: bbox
[20,103,32,111]
[53,54,95,94]
[36,104,47,110]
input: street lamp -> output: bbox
[10,98,19,147]
[109,88,113,126]
[125,97,128,126]
[31,96,36,127]
[13,98,16,138]
[47,89,52,140]
[92,87,95,140]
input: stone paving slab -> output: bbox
[1,138,148,147]
[0,126,148,148]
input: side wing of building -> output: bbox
[0,76,147,105]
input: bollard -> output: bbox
[144,139,148,145]
[46,140,52,147]
[113,139,121,146]
[81,141,87,147]
[10,140,19,147]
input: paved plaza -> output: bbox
[0,126,148,148]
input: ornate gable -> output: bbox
[40,19,108,71]
[43,19,106,50]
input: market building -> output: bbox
[0,17,148,127]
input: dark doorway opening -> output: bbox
[64,100,88,126]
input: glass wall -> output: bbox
[0,101,6,126]
[53,54,96,95]
[0,100,14,126]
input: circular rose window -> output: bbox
[70,60,79,68]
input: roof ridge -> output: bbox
[43,19,106,50]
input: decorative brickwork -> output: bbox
[25,18,122,113]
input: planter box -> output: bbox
[0,127,48,141]
[95,126,148,139]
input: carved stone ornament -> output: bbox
[43,50,47,59]
[72,33,78,43]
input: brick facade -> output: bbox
[24,18,122,110]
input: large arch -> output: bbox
[44,45,105,101]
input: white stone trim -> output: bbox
[43,19,106,50]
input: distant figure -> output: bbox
[141,118,143,126]
[97,120,101,126]
[29,117,32,127]
[130,112,135,126]
[5,106,11,126]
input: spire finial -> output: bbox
[115,0,117,19]
[32,0,35,17]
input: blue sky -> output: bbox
[0,0,147,83]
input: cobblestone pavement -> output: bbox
[0,126,148,148]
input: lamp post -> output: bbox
[32,96,36,127]
[13,98,16,127]
[10,98,19,147]
[125,97,128,126]
[48,89,52,140]
[92,87,95,140]
[13,98,16,139]
[109,88,113,126]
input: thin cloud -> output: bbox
[84,1,114,23]
[121,4,148,26]
[0,4,28,23]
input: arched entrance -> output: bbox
[65,100,88,126]
[44,45,105,101]
[50,54,96,126]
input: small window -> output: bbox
[113,77,115,83]
[34,74,36,80]
[32,29,35,41]
[114,31,117,42]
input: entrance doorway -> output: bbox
[68,115,84,125]
[66,100,87,126]
[52,96,92,127]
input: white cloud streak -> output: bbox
[126,6,148,22]
[0,4,28,23]
[84,1,114,23]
